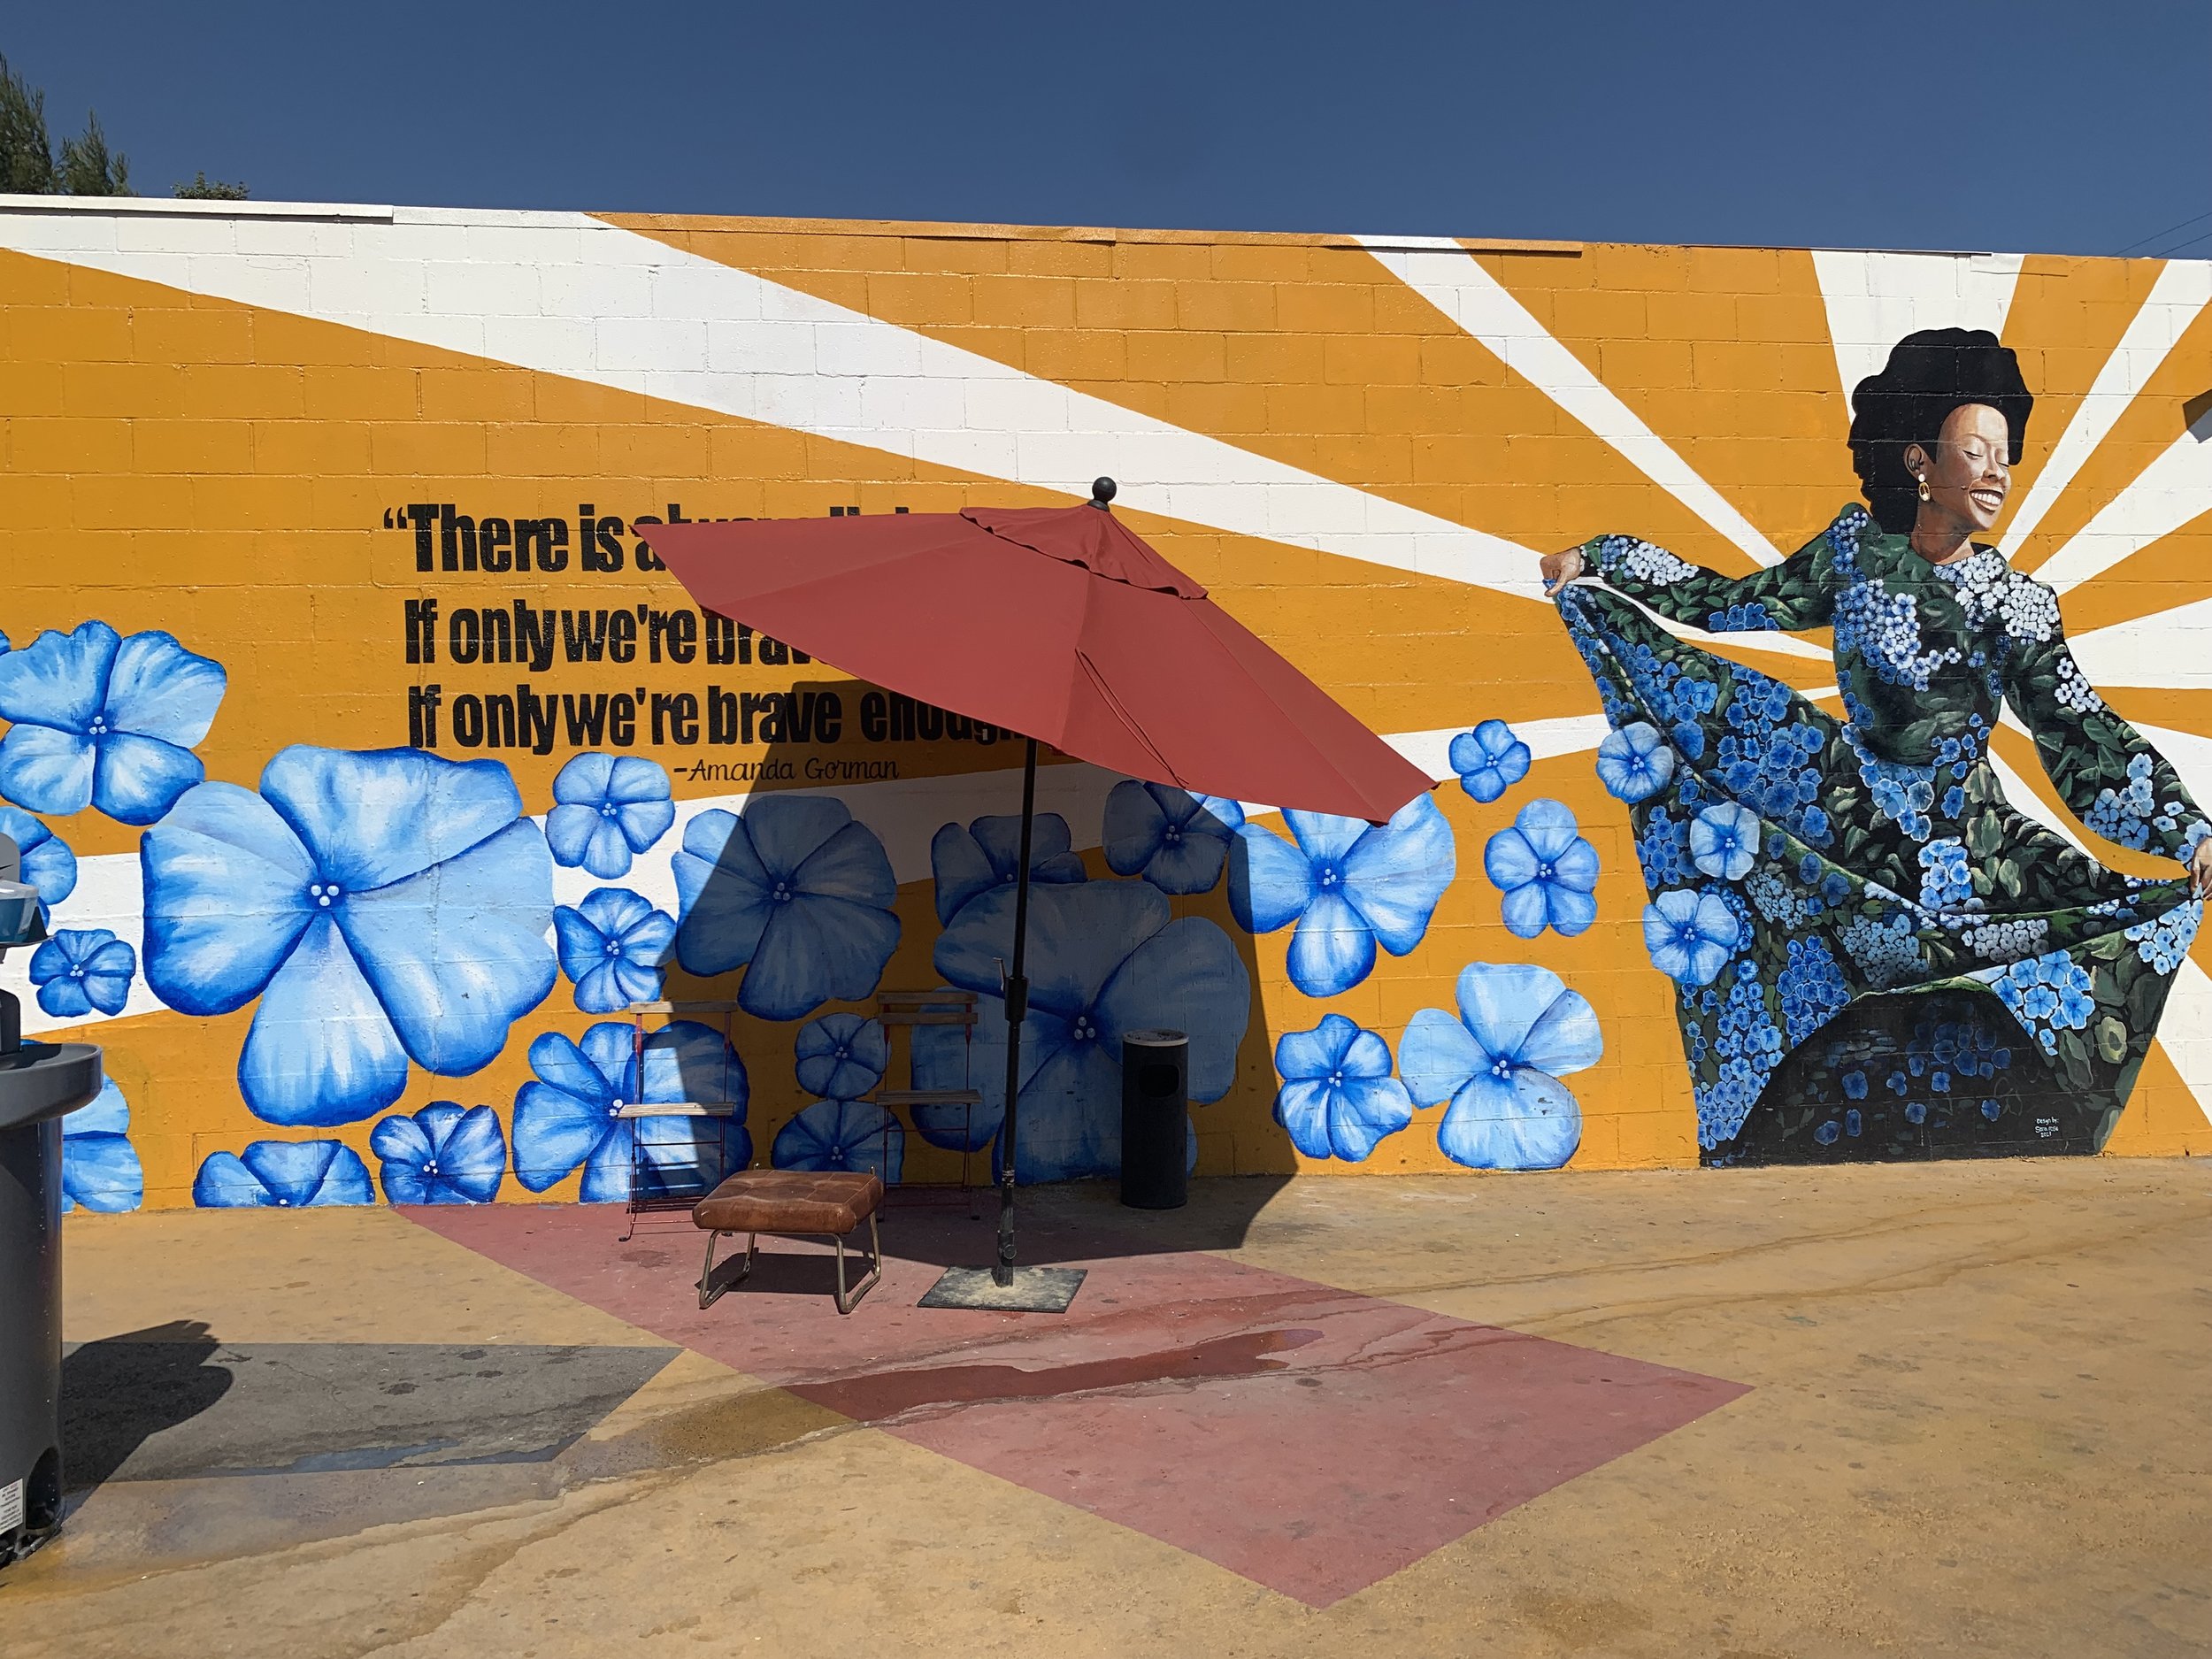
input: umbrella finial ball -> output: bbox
[1089,476,1117,509]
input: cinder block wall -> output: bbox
[2,199,2206,1211]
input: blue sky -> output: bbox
[9,0,2209,255]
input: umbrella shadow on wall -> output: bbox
[647,690,1303,1261]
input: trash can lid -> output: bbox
[1121,1028,1187,1047]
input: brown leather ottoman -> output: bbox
[692,1170,885,1313]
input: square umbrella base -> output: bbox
[918,1265,1087,1313]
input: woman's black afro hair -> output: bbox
[1847,327,2033,534]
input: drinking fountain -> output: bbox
[0,831,104,1563]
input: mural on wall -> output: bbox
[3,203,2208,1205]
[1544,331,2210,1162]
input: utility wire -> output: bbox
[2116,206,2212,257]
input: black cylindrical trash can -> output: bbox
[1120,1029,1188,1210]
[0,1115,66,1562]
[3,856,104,1565]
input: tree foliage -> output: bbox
[0,54,58,193]
[175,170,248,200]
[0,53,243,200]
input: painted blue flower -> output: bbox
[916,879,1250,1181]
[0,622,226,825]
[1102,784,1245,895]
[1230,795,1455,997]
[1777,934,1849,1045]
[1272,1013,1413,1162]
[2125,901,2202,975]
[0,804,76,918]
[143,747,556,1127]
[370,1102,507,1203]
[1400,963,1601,1170]
[1643,888,1739,987]
[1689,803,1759,882]
[933,810,1087,924]
[1449,720,1532,804]
[555,887,676,1014]
[511,1019,750,1202]
[62,1079,142,1213]
[672,796,898,1021]
[1594,722,1674,803]
[193,1140,373,1209]
[28,927,135,1018]
[1916,838,1974,910]
[773,1098,903,1183]
[545,754,674,879]
[795,1011,888,1100]
[1484,798,1599,939]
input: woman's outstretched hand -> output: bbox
[2190,837,2212,901]
[1540,547,1586,595]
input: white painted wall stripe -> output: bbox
[2070,595,2212,690]
[1361,235,1784,568]
[1999,259,2212,558]
[2031,402,2212,595]
[1811,249,2024,415]
[0,203,1551,602]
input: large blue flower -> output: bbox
[772,1098,903,1183]
[932,810,1087,924]
[194,1140,373,1209]
[370,1102,507,1204]
[0,805,76,919]
[0,621,226,824]
[1484,798,1600,939]
[1102,784,1245,895]
[1450,719,1532,803]
[62,1080,142,1213]
[915,879,1250,1181]
[545,754,674,879]
[672,797,899,1021]
[555,887,676,1014]
[1229,795,1455,998]
[28,927,135,1018]
[142,746,557,1127]
[1400,963,1601,1171]
[795,1011,888,1099]
[511,1019,750,1202]
[1689,803,1759,881]
[1272,1013,1413,1162]
[1595,722,1675,803]
[1643,888,1740,987]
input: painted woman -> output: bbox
[1541,328,2211,1161]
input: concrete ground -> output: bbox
[4,1159,2209,1659]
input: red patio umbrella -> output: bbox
[648,480,1432,1309]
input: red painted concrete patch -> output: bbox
[411,1203,1745,1606]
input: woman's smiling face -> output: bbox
[1909,403,2012,536]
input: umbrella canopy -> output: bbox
[643,495,1429,823]
[647,484,1434,1310]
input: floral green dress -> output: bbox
[1556,503,2208,1163]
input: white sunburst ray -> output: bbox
[1998,259,2212,561]
[1809,247,2024,417]
[1357,234,1786,569]
[2024,388,2212,597]
[0,200,1553,607]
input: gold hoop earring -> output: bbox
[1916,475,1932,502]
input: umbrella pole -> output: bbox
[994,737,1037,1286]
[917,735,1086,1314]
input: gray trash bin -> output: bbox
[1120,1029,1189,1210]
[1,844,104,1564]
